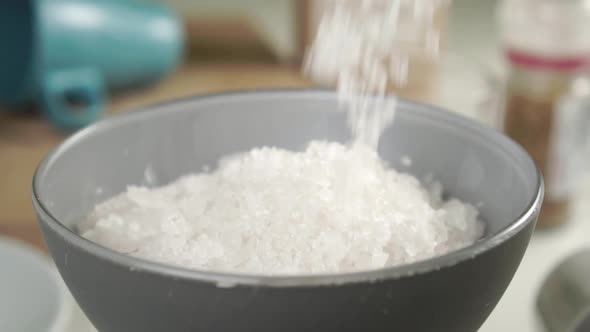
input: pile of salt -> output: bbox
[82,142,484,275]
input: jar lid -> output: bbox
[505,50,590,71]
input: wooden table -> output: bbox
[0,63,310,251]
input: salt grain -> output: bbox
[401,156,413,167]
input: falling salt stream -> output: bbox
[304,0,448,149]
[80,0,484,275]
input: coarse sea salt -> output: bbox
[81,142,484,275]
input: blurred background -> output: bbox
[1,0,589,331]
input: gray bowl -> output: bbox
[33,90,543,332]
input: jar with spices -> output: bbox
[497,0,590,228]
[304,0,451,98]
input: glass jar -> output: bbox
[396,53,503,129]
[497,0,590,228]
[304,0,451,96]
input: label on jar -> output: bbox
[547,95,590,199]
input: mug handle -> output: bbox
[42,68,105,130]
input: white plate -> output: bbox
[0,237,73,332]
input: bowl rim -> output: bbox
[32,88,544,288]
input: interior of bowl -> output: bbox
[33,90,541,277]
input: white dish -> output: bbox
[0,237,73,332]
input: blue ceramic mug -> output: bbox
[0,0,184,129]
